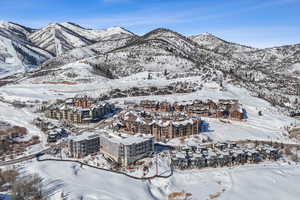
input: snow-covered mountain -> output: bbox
[29,22,133,56]
[86,28,245,77]
[41,32,134,69]
[0,21,134,76]
[0,20,32,42]
[59,22,133,41]
[28,23,94,56]
[189,33,255,56]
[0,20,299,109]
[0,21,53,77]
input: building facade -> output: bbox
[136,99,247,121]
[100,132,154,166]
[113,110,203,141]
[68,132,100,158]
[45,96,115,123]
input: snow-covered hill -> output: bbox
[29,22,133,56]
[28,23,94,56]
[0,21,134,77]
[189,32,255,56]
[0,20,32,42]
[59,22,133,41]
[0,21,299,109]
[0,21,53,77]
[86,28,245,78]
[41,34,133,69]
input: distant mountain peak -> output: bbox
[0,20,10,27]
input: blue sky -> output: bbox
[1,0,299,48]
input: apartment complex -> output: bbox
[68,131,154,166]
[136,99,247,120]
[45,95,115,123]
[68,132,100,158]
[113,110,204,141]
[171,143,280,169]
[100,132,154,166]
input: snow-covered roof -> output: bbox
[100,132,154,146]
[70,132,100,142]
[172,119,194,127]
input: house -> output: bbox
[228,103,248,120]
[100,132,154,166]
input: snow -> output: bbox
[100,131,154,145]
[26,160,153,200]
[60,23,132,41]
[0,73,298,143]
[288,63,300,74]
[19,159,300,200]
[0,49,299,199]
[0,101,47,155]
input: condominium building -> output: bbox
[68,132,100,158]
[45,95,115,123]
[100,132,154,166]
[136,99,247,120]
[113,110,203,141]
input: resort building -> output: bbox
[112,110,206,141]
[171,143,280,169]
[68,132,100,158]
[100,132,154,166]
[136,99,248,121]
[45,95,115,123]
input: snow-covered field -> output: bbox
[18,159,300,200]
[1,64,300,199]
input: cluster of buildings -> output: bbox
[112,110,209,141]
[171,142,280,169]
[68,131,154,166]
[135,99,248,120]
[108,81,200,99]
[44,95,115,123]
[45,97,253,170]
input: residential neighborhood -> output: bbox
[0,1,300,199]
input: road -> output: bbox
[0,120,108,167]
[0,145,56,166]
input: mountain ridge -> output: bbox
[0,21,299,110]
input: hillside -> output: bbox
[86,28,246,78]
[29,22,134,56]
[0,21,53,77]
[189,33,255,56]
[0,21,299,109]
